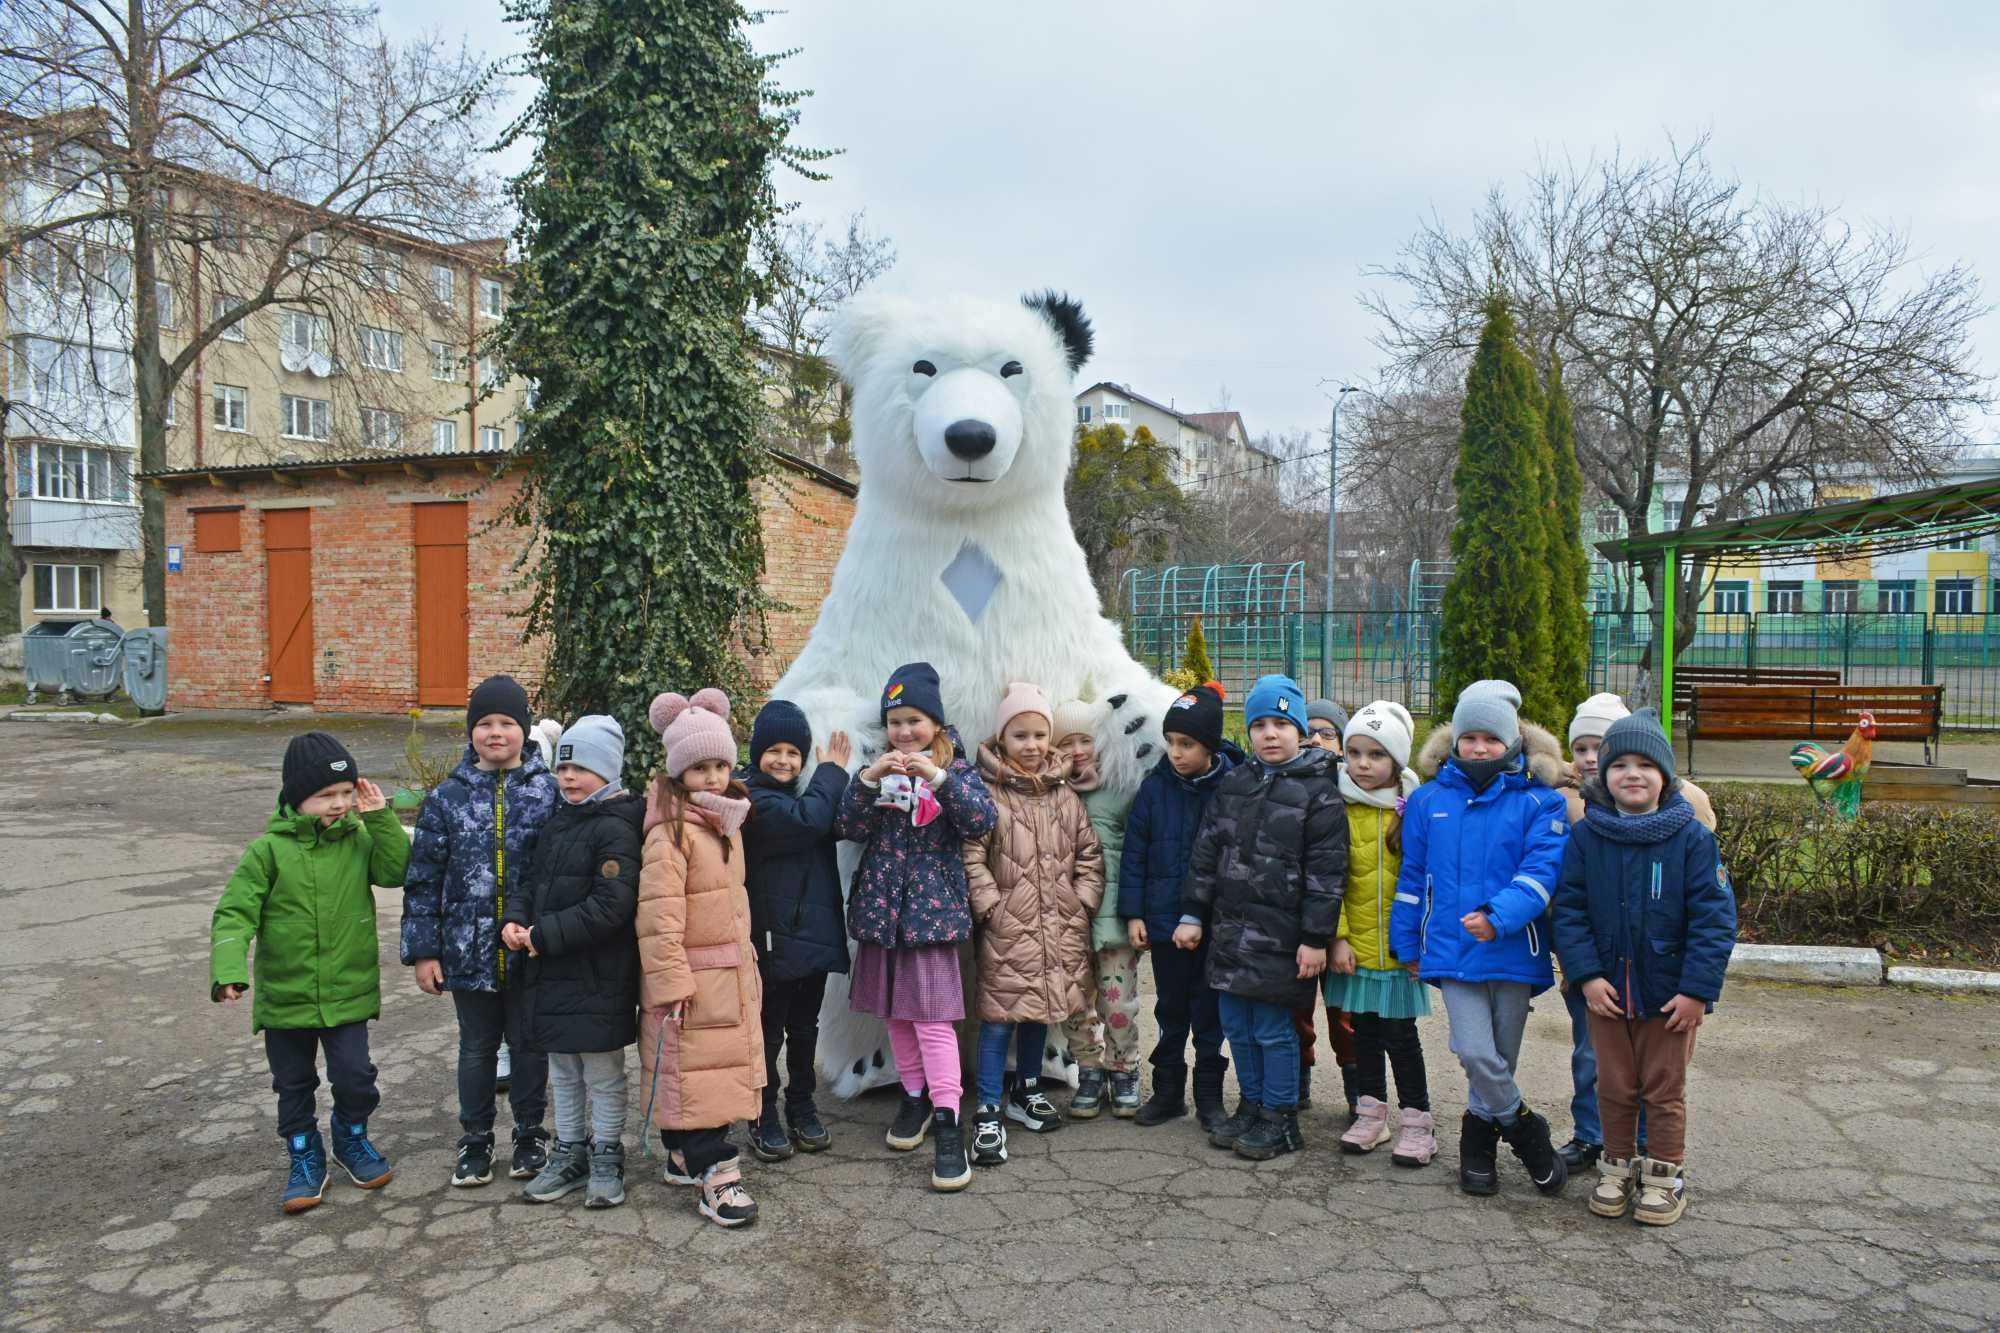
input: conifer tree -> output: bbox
[1543,353,1593,721]
[1183,615,1216,683]
[1434,296,1554,722]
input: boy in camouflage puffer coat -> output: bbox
[400,676,560,1187]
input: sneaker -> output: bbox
[520,1138,589,1203]
[328,1116,394,1189]
[660,1148,698,1186]
[886,1089,933,1151]
[1109,1072,1142,1118]
[494,1040,512,1092]
[1069,1068,1107,1120]
[751,1113,795,1163]
[452,1133,495,1188]
[971,1104,1008,1166]
[510,1125,550,1180]
[281,1129,328,1214]
[1234,1106,1305,1161]
[697,1160,758,1228]
[931,1109,972,1191]
[1560,1137,1604,1172]
[787,1102,832,1154]
[1209,1100,1261,1151]
[584,1142,626,1209]
[1389,1107,1437,1168]
[1590,1156,1637,1219]
[1006,1084,1063,1133]
[1634,1158,1688,1226]
[1340,1095,1394,1155]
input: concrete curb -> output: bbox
[1885,965,2000,994]
[1730,943,1883,986]
[6,710,126,725]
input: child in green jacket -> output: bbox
[210,732,410,1215]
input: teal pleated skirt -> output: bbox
[1323,964,1431,1020]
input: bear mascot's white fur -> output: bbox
[770,291,1181,1097]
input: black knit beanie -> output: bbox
[467,674,532,736]
[282,731,359,812]
[750,699,814,767]
[1162,681,1226,754]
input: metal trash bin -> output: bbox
[21,619,124,704]
[120,627,168,713]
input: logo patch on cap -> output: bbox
[887,683,905,701]
[1171,694,1196,710]
[1277,698,1290,713]
[558,743,573,761]
[329,759,349,772]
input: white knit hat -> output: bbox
[1345,700,1414,769]
[1051,696,1102,742]
[1569,691,1631,745]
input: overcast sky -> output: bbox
[395,1,2000,450]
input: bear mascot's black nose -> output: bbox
[944,418,997,460]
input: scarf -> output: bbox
[1067,753,1102,793]
[1339,765,1419,810]
[687,790,751,839]
[1582,789,1694,844]
[1448,739,1524,793]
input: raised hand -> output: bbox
[355,777,387,813]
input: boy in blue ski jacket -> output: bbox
[1390,679,1571,1200]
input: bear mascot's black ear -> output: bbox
[1022,290,1093,373]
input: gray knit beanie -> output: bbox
[1306,699,1349,736]
[554,714,625,786]
[1450,679,1522,747]
[1596,708,1676,784]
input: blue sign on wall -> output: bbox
[166,544,183,573]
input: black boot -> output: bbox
[1498,1104,1569,1196]
[930,1109,971,1192]
[1558,1136,1602,1172]
[1209,1100,1261,1150]
[1458,1111,1499,1196]
[1234,1105,1304,1161]
[1340,1062,1361,1124]
[1134,1067,1188,1127]
[1191,1055,1229,1133]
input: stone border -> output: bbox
[1885,965,2000,994]
[4,709,126,725]
[1730,944,2000,995]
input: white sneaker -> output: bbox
[495,1041,512,1091]
[1006,1085,1063,1133]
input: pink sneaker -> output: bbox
[1390,1107,1437,1168]
[1340,1095,1393,1154]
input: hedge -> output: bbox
[1709,786,2000,964]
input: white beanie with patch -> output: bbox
[1345,700,1415,769]
[1569,691,1631,745]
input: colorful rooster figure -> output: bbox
[1790,711,1876,820]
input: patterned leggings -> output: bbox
[1062,945,1143,1074]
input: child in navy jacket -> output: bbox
[1389,680,1570,1200]
[1552,710,1735,1228]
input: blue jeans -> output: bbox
[1564,983,1644,1148]
[1216,994,1300,1110]
[975,1020,1049,1106]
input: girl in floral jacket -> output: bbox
[835,662,998,1192]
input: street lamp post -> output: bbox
[1323,385,1359,691]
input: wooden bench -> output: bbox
[1671,666,1841,716]
[1683,684,1945,774]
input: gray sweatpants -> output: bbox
[1439,979,1533,1122]
[548,1050,628,1145]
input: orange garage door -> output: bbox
[415,502,470,707]
[264,509,314,703]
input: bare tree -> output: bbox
[749,210,894,473]
[1363,137,1988,658]
[1334,376,1463,598]
[2,0,505,626]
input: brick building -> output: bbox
[149,449,855,712]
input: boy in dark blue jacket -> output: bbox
[1390,679,1571,1199]
[740,700,852,1162]
[1118,682,1244,1131]
[1552,710,1735,1228]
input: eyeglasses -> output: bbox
[1308,726,1340,739]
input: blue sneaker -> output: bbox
[281,1129,328,1214]
[329,1116,394,1189]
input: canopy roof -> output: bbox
[1596,474,2000,564]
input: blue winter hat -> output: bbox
[750,699,813,767]
[1244,674,1308,736]
[882,661,946,726]
[554,714,624,786]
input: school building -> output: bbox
[147,448,855,712]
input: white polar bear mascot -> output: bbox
[771,290,1181,1097]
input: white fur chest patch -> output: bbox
[940,540,1003,623]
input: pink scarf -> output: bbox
[643,785,751,837]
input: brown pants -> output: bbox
[1587,1012,1698,1164]
[1293,1003,1356,1069]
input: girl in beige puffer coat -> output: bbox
[962,683,1104,1167]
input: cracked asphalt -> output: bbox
[4,714,1998,1332]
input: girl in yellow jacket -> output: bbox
[1321,701,1436,1167]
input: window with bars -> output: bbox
[280,394,330,441]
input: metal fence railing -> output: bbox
[1122,610,2000,730]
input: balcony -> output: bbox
[10,497,140,551]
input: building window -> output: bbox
[201,210,244,254]
[479,277,504,318]
[360,407,402,450]
[1102,401,1129,422]
[1878,580,1916,614]
[18,441,131,503]
[1662,499,1684,528]
[278,309,332,359]
[212,384,249,432]
[1712,581,1749,615]
[432,264,455,305]
[1937,535,1972,552]
[288,231,330,267]
[1766,581,1804,614]
[358,325,405,372]
[477,425,504,453]
[1823,580,1858,613]
[1935,578,1976,615]
[211,292,247,341]
[162,390,176,426]
[1076,404,1092,424]
[430,340,456,381]
[432,419,458,454]
[31,562,102,614]
[1596,505,1622,535]
[478,354,500,389]
[10,336,131,413]
[155,281,176,329]
[357,243,401,291]
[280,394,330,441]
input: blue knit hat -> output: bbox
[554,714,624,786]
[750,699,813,767]
[1598,708,1677,784]
[1244,674,1308,736]
[882,661,945,725]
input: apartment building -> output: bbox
[3,116,526,630]
[1072,382,1277,494]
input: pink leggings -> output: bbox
[886,1018,963,1113]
